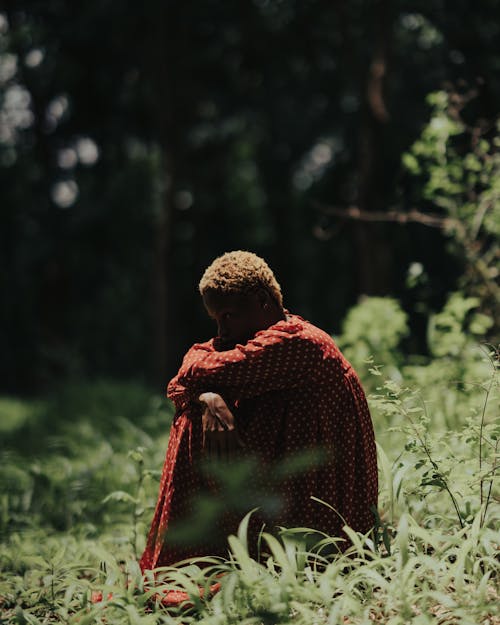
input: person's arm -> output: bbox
[173,326,322,401]
[167,341,215,410]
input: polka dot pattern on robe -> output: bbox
[140,314,378,571]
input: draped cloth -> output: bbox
[139,314,378,572]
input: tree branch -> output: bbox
[313,200,500,303]
[312,200,457,229]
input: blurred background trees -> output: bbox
[1,0,498,394]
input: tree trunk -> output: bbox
[149,1,178,386]
[355,0,393,296]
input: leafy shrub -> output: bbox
[0,302,497,624]
[336,296,409,382]
[0,380,173,535]
[402,90,500,333]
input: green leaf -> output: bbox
[102,490,138,504]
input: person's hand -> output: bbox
[198,392,243,460]
[199,392,236,430]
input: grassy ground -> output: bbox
[0,341,498,624]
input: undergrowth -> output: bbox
[0,296,498,624]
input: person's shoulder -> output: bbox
[285,314,336,346]
[261,314,337,357]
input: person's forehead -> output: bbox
[203,291,251,312]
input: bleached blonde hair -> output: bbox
[199,250,283,308]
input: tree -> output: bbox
[1,1,499,393]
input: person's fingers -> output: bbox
[213,413,229,432]
[199,393,236,431]
[202,407,211,429]
[212,395,234,429]
[217,406,235,430]
[198,392,220,413]
[202,408,222,435]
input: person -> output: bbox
[140,251,378,572]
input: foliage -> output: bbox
[402,89,500,332]
[0,381,172,536]
[427,291,494,358]
[1,4,499,619]
[0,298,498,623]
[2,3,500,391]
[336,297,409,381]
[337,292,496,432]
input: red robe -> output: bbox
[140,314,378,571]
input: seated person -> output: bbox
[140,251,378,571]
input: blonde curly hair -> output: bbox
[199,251,283,308]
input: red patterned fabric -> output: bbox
[140,314,378,571]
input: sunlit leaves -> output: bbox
[401,90,500,318]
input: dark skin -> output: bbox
[199,288,286,459]
[202,288,286,350]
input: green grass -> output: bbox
[0,348,498,624]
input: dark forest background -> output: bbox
[1,0,499,395]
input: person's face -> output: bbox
[202,290,269,348]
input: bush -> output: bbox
[0,301,497,624]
